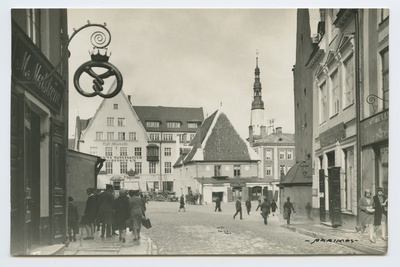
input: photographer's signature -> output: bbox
[305,238,358,244]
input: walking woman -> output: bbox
[128,190,146,241]
[113,190,130,243]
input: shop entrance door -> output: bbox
[319,169,326,222]
[328,167,342,226]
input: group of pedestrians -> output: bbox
[356,187,388,243]
[67,184,148,243]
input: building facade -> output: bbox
[11,9,69,254]
[306,9,389,229]
[174,109,261,204]
[74,89,204,193]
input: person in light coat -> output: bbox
[356,189,375,242]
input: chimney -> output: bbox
[261,126,267,137]
[276,127,282,134]
[128,95,131,104]
[248,126,254,146]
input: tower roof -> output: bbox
[252,54,264,110]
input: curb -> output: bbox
[282,224,386,255]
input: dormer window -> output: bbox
[167,121,181,128]
[147,121,160,128]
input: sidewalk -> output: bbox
[63,230,158,256]
[280,214,387,255]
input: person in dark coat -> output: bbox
[271,199,278,216]
[67,196,79,242]
[260,197,271,225]
[214,197,222,212]
[356,189,375,242]
[245,198,252,215]
[179,195,186,212]
[140,192,147,212]
[233,197,243,220]
[113,189,130,243]
[256,197,262,211]
[373,187,387,241]
[128,190,146,241]
[97,184,115,238]
[82,188,96,240]
[283,197,296,225]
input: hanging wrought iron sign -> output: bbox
[72,22,123,98]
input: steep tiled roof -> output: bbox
[253,132,294,145]
[133,106,204,132]
[174,110,259,167]
[80,118,92,131]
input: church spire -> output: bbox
[252,51,264,110]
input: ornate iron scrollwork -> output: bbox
[366,94,388,113]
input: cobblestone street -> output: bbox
[140,201,362,255]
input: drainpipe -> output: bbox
[354,9,362,223]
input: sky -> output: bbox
[67,8,297,139]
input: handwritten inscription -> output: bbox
[305,238,358,244]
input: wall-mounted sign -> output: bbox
[12,26,65,113]
[319,122,346,147]
[104,156,142,162]
[102,142,129,146]
[361,111,388,146]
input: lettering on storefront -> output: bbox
[12,28,65,113]
[361,111,389,146]
[102,142,129,146]
[104,156,142,162]
[319,123,346,147]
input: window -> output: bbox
[266,166,272,176]
[129,132,137,141]
[118,132,126,140]
[279,149,286,160]
[381,49,389,110]
[90,147,98,155]
[330,70,340,116]
[135,162,142,174]
[120,162,127,174]
[26,9,41,46]
[179,134,186,142]
[344,148,354,212]
[114,104,118,110]
[118,118,126,126]
[120,147,127,156]
[96,132,103,140]
[343,55,355,107]
[280,165,286,176]
[379,9,389,23]
[150,133,160,141]
[320,82,328,124]
[105,147,113,156]
[107,117,114,126]
[149,162,157,174]
[167,122,181,128]
[265,149,272,160]
[164,147,171,156]
[163,134,173,141]
[234,165,241,177]
[107,132,114,140]
[165,162,172,174]
[105,162,113,174]
[287,149,293,160]
[146,121,160,128]
[189,133,196,140]
[214,165,221,176]
[188,123,198,128]
[134,147,142,157]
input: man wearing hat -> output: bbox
[97,184,115,238]
[357,189,375,242]
[373,187,388,241]
[233,196,243,220]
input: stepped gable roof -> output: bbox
[280,158,312,185]
[253,132,294,145]
[174,110,259,166]
[133,106,204,132]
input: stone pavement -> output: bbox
[280,214,388,255]
[63,229,158,255]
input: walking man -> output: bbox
[233,197,243,220]
[283,197,296,225]
[179,194,186,212]
[67,196,79,242]
[245,198,252,215]
[270,199,277,216]
[373,187,387,241]
[97,184,115,238]
[260,197,271,225]
[214,197,222,212]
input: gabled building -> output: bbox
[173,109,262,203]
[74,89,204,193]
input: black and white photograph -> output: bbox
[2,0,400,265]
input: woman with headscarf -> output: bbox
[128,190,146,241]
[113,190,130,242]
[356,189,375,242]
